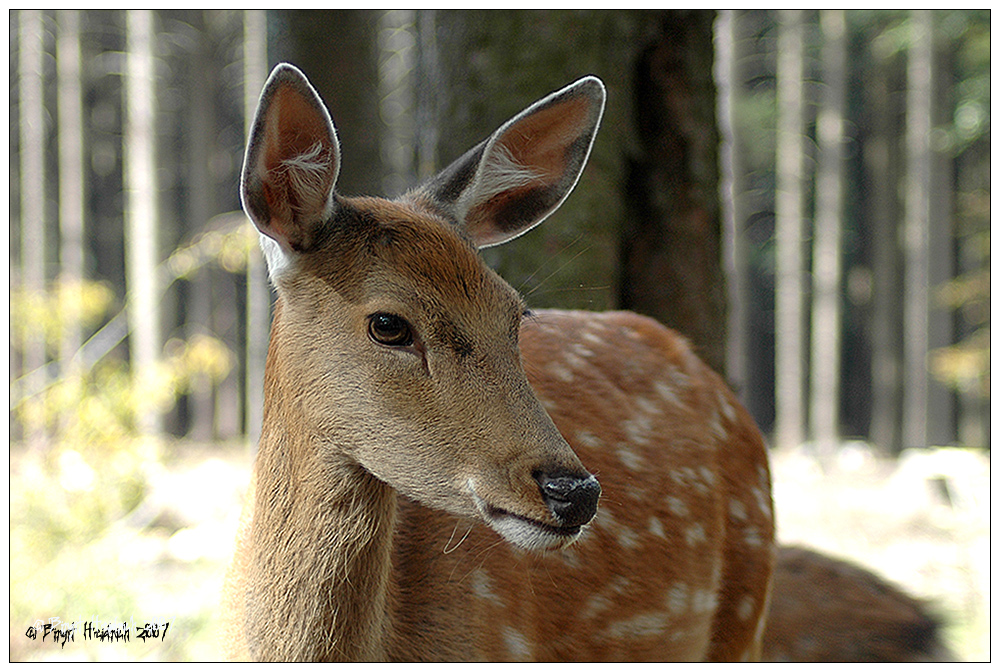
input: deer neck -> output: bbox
[246,310,399,661]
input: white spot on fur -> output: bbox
[692,587,719,614]
[626,486,645,501]
[503,626,532,660]
[605,612,669,639]
[575,429,602,449]
[666,583,689,615]
[729,499,748,522]
[685,523,707,546]
[737,595,755,622]
[593,509,640,549]
[583,593,614,619]
[671,467,711,495]
[751,485,772,520]
[608,575,631,594]
[666,495,690,518]
[547,361,575,383]
[623,414,655,446]
[471,568,504,606]
[708,407,728,440]
[560,545,582,569]
[648,516,666,538]
[563,351,588,373]
[652,379,686,410]
[666,362,692,388]
[582,576,631,619]
[618,527,640,549]
[634,396,660,418]
[717,389,738,423]
[616,445,645,472]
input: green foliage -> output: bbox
[931,230,990,398]
[12,283,235,446]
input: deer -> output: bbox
[220,63,775,661]
[763,546,956,662]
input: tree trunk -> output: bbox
[809,10,847,457]
[281,10,382,198]
[902,10,933,450]
[57,10,85,375]
[124,9,162,436]
[926,33,956,447]
[619,10,726,376]
[715,9,750,397]
[377,10,418,195]
[865,34,905,455]
[244,9,270,450]
[773,9,807,450]
[17,9,48,447]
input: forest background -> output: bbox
[9,9,990,661]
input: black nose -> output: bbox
[534,471,601,528]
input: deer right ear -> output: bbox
[241,63,341,265]
[419,76,605,249]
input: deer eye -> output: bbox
[368,313,414,347]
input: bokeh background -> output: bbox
[9,10,989,660]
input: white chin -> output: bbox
[488,513,582,552]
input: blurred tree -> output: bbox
[716,9,750,397]
[57,10,85,380]
[862,12,907,454]
[619,10,728,376]
[244,9,270,450]
[124,9,163,436]
[773,9,807,450]
[902,10,958,450]
[809,10,847,457]
[279,10,382,197]
[17,9,48,446]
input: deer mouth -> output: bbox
[467,482,583,551]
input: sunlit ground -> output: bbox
[9,440,989,661]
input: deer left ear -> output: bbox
[420,76,606,249]
[241,63,341,256]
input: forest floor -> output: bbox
[11,439,990,661]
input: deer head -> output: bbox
[240,64,607,551]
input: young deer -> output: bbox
[221,64,774,661]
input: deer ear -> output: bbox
[421,76,606,248]
[241,63,341,257]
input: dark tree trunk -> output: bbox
[281,10,382,197]
[619,10,726,376]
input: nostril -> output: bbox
[534,471,601,528]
